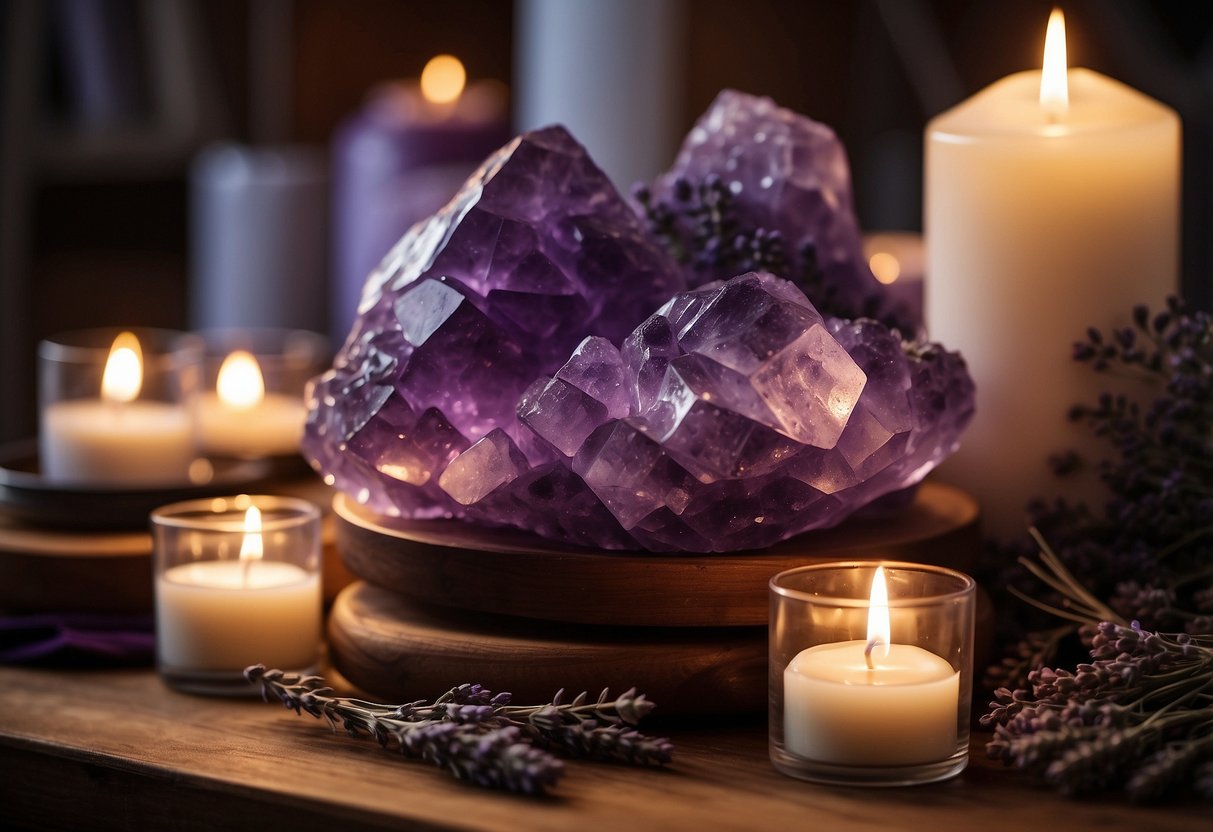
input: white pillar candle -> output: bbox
[40,331,195,485]
[782,566,959,765]
[196,350,305,458]
[43,400,194,484]
[156,560,321,672]
[925,10,1180,538]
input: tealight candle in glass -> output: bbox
[39,328,202,485]
[152,494,322,694]
[769,561,976,786]
[194,329,328,459]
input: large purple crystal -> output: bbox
[305,126,682,520]
[304,98,975,552]
[650,89,899,325]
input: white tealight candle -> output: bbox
[41,332,195,485]
[925,9,1180,538]
[156,560,320,672]
[155,504,321,675]
[782,567,959,766]
[196,350,306,458]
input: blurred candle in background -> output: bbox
[190,144,329,334]
[195,350,305,459]
[515,0,685,191]
[41,331,196,485]
[193,328,327,460]
[330,55,510,342]
[863,232,925,331]
[925,9,1180,539]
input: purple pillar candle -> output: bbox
[331,60,510,342]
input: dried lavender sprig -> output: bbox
[988,300,1212,684]
[1127,734,1213,802]
[244,666,672,794]
[507,687,674,765]
[983,620,1213,801]
[1006,529,1126,628]
[634,176,792,279]
[633,175,909,329]
[1037,299,1211,623]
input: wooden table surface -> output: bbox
[0,665,1206,831]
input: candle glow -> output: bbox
[865,566,891,665]
[1040,8,1069,119]
[216,350,265,410]
[420,55,467,105]
[239,505,263,562]
[101,331,143,403]
[868,251,901,285]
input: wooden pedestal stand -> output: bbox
[329,481,981,714]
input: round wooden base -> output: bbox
[0,476,352,614]
[333,481,980,627]
[0,513,152,614]
[328,581,767,714]
[328,482,984,713]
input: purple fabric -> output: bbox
[0,613,155,665]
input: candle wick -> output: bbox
[864,637,885,670]
[241,557,252,589]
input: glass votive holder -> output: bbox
[38,327,203,485]
[769,561,976,787]
[195,328,329,460]
[152,494,322,695]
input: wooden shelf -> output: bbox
[0,664,1204,831]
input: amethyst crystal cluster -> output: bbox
[644,90,902,327]
[305,91,975,552]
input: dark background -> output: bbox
[2,0,1210,442]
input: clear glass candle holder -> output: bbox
[769,561,976,786]
[195,328,329,459]
[152,494,322,695]
[38,328,203,485]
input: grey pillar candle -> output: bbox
[190,144,328,333]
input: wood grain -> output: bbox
[328,581,767,714]
[0,476,353,613]
[0,514,153,613]
[0,664,1205,832]
[334,480,981,627]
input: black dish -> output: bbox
[0,440,278,531]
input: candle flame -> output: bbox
[869,251,901,285]
[217,350,265,410]
[420,55,466,105]
[101,331,143,403]
[239,505,263,563]
[865,566,891,667]
[1040,8,1069,118]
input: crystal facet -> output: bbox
[304,101,975,552]
[653,89,896,324]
